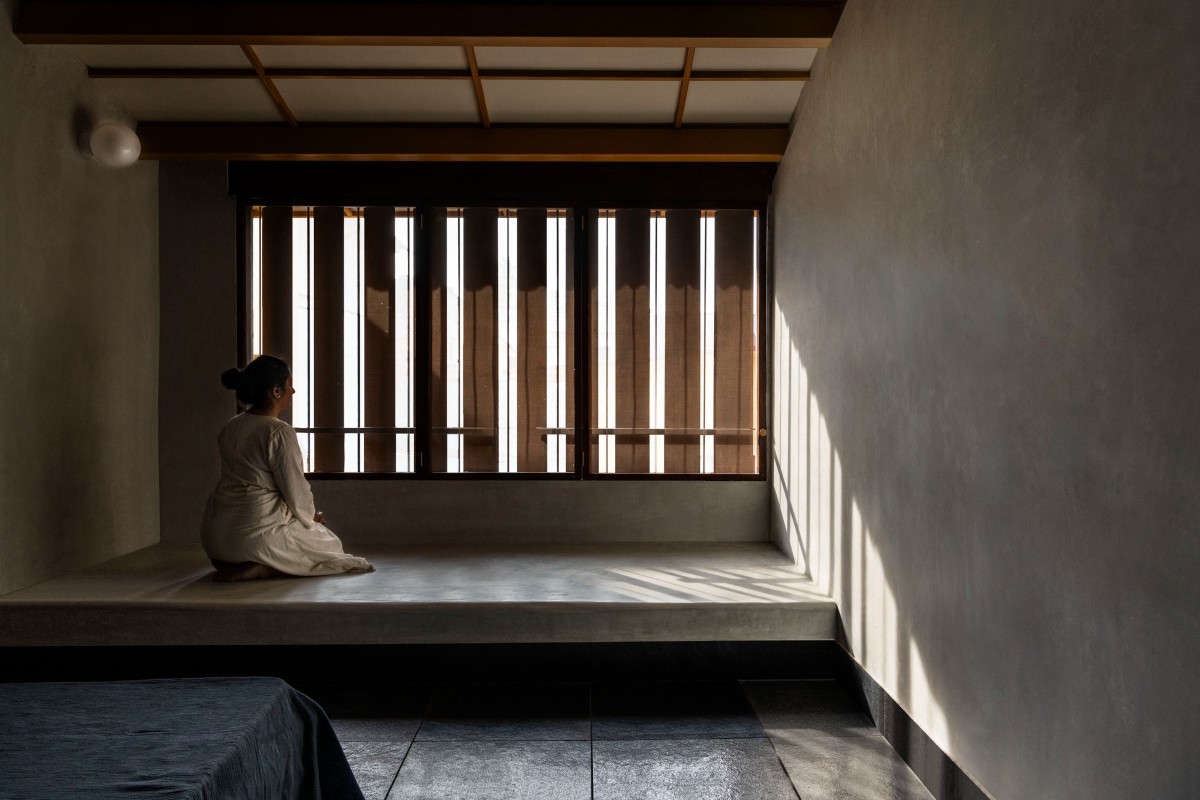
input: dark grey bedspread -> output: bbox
[0,677,364,800]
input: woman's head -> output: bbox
[221,355,291,409]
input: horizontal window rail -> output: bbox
[295,425,758,436]
[294,426,416,434]
[588,427,759,436]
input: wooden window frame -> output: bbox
[234,165,771,482]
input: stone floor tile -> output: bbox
[743,679,877,738]
[387,740,591,800]
[774,734,934,800]
[416,682,590,741]
[593,738,799,800]
[592,680,764,740]
[342,741,410,800]
[334,717,422,743]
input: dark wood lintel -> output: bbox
[15,2,843,46]
[136,124,790,162]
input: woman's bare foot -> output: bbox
[213,562,285,582]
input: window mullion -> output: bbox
[413,205,433,476]
[574,206,589,479]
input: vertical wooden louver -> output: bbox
[516,209,547,472]
[362,206,396,472]
[613,208,652,473]
[562,213,577,470]
[428,208,449,472]
[312,206,345,472]
[460,208,499,471]
[713,209,756,473]
[588,211,601,472]
[663,209,702,473]
[259,206,293,371]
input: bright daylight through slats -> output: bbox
[437,208,573,473]
[250,206,757,475]
[251,207,416,472]
[591,209,757,475]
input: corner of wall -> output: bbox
[0,17,160,594]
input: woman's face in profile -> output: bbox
[280,377,295,410]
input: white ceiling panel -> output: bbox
[485,80,678,124]
[275,79,480,123]
[692,47,818,71]
[256,45,469,70]
[65,44,249,69]
[683,81,804,124]
[93,78,282,122]
[475,46,686,71]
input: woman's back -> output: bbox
[214,413,288,496]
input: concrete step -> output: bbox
[0,542,836,647]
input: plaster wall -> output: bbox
[314,479,766,545]
[769,1,1200,797]
[0,4,159,595]
[158,161,236,542]
[159,162,769,545]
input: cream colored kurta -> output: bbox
[201,413,373,576]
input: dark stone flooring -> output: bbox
[302,679,934,800]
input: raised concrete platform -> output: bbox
[0,542,836,646]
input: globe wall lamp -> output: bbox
[80,120,141,168]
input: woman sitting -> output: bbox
[201,355,374,582]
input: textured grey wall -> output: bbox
[157,161,236,541]
[770,1,1200,798]
[314,479,767,545]
[0,8,159,594]
[159,163,769,545]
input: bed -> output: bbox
[0,677,363,799]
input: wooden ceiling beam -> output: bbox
[14,2,843,46]
[88,67,811,82]
[465,46,491,128]
[135,125,790,162]
[674,48,695,129]
[240,44,297,126]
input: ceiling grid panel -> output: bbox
[19,2,844,159]
[271,79,481,123]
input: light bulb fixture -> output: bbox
[80,121,141,168]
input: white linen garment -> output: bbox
[201,413,373,576]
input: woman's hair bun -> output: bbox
[222,356,290,407]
